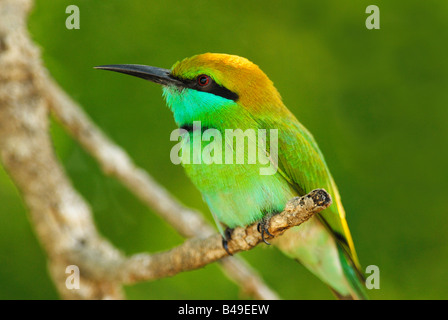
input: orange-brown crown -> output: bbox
[171,53,283,111]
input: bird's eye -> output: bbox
[197,74,210,87]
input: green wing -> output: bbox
[262,113,368,299]
[259,114,362,271]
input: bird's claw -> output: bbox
[222,227,233,256]
[257,219,273,245]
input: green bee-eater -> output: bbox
[96,53,367,299]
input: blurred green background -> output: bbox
[0,0,447,299]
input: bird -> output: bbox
[96,53,368,300]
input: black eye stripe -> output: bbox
[174,75,239,101]
[203,82,239,101]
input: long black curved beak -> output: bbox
[94,64,184,86]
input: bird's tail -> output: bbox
[332,244,369,300]
[273,218,369,300]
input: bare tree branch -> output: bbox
[56,189,330,285]
[0,0,125,300]
[113,189,331,283]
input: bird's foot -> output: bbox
[222,227,233,256]
[257,217,274,245]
